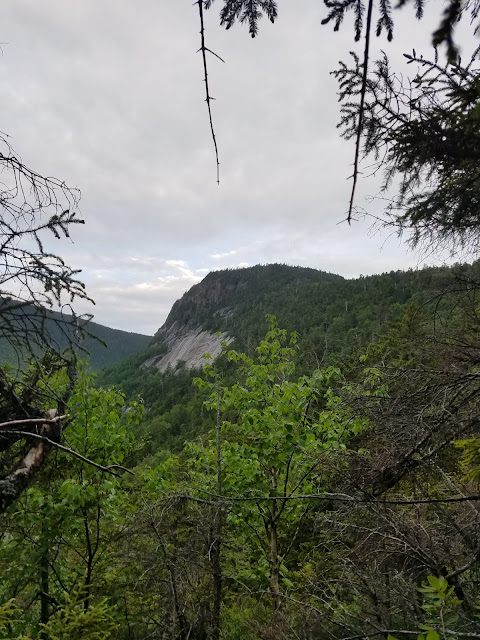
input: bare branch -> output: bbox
[0,429,134,478]
[0,415,68,431]
[196,0,222,184]
[347,0,374,223]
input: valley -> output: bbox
[2,262,480,640]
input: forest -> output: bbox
[2,261,480,640]
[1,0,480,639]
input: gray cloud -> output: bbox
[0,1,471,334]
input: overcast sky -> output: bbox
[0,1,474,334]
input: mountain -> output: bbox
[145,264,340,372]
[0,305,152,372]
[98,262,461,451]
[139,262,454,373]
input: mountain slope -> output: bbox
[146,264,342,372]
[98,262,463,451]
[143,262,454,373]
[75,318,152,370]
[0,306,152,372]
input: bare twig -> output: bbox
[196,0,223,184]
[163,489,480,506]
[0,415,68,431]
[347,0,374,223]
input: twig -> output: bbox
[0,415,68,430]
[196,0,223,184]
[154,490,480,507]
[347,0,374,223]
[194,489,480,505]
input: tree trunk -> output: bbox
[83,509,94,612]
[269,520,282,612]
[211,520,222,640]
[211,377,223,640]
[39,548,50,625]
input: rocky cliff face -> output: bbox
[144,272,244,371]
[143,321,232,372]
[158,274,242,333]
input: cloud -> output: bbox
[0,1,470,333]
[70,256,206,333]
[211,250,238,259]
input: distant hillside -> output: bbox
[0,305,152,372]
[73,318,152,371]
[146,264,341,372]
[144,262,457,373]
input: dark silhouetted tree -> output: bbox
[0,130,93,512]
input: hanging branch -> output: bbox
[196,0,224,184]
[346,0,374,223]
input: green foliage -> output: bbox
[0,365,143,638]
[417,576,461,636]
[455,438,480,486]
[389,576,464,640]
[0,600,30,639]
[190,317,368,601]
[40,591,114,640]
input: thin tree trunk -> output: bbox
[168,559,187,640]
[269,520,282,612]
[156,523,187,640]
[211,377,223,640]
[39,511,50,640]
[83,507,94,612]
[39,548,50,625]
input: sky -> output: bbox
[0,1,474,335]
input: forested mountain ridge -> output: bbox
[142,261,457,372]
[0,304,152,372]
[98,261,470,451]
[145,264,342,372]
[155,264,342,334]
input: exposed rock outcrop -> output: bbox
[143,321,232,372]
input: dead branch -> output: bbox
[0,429,134,478]
[196,0,223,184]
